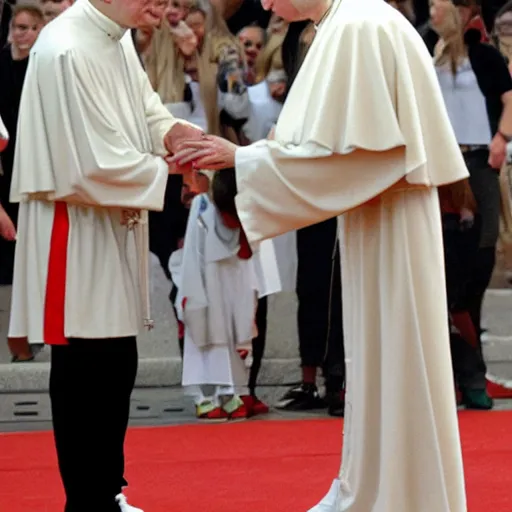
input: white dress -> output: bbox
[177,194,259,395]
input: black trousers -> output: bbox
[249,296,268,395]
[296,217,345,392]
[443,214,487,389]
[50,337,138,512]
[465,149,500,371]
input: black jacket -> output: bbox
[464,29,512,136]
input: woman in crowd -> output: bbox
[0,2,43,362]
[431,0,512,408]
[237,23,266,85]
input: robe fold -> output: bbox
[8,0,182,341]
[234,0,468,510]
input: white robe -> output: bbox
[234,0,468,510]
[242,81,298,293]
[178,194,258,391]
[8,0,183,341]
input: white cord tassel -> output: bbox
[124,209,154,330]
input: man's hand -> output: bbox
[164,123,205,155]
[489,132,508,169]
[0,206,16,241]
[167,135,238,171]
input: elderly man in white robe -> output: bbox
[8,0,204,510]
[171,0,471,510]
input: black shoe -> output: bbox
[275,383,326,411]
[325,391,344,417]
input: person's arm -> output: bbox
[473,43,512,167]
[234,141,407,242]
[170,136,407,242]
[498,92,512,138]
[0,202,15,240]
[24,48,172,210]
[127,36,204,158]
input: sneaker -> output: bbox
[275,383,326,411]
[241,395,270,417]
[115,494,143,512]
[222,395,248,420]
[307,478,339,511]
[196,401,229,421]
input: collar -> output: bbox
[82,0,126,42]
[314,0,336,31]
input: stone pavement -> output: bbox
[1,255,512,430]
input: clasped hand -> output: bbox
[167,134,238,172]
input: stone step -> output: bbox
[1,258,512,391]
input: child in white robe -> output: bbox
[176,168,259,420]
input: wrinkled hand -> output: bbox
[489,133,508,169]
[167,135,238,171]
[0,206,16,241]
[164,123,205,155]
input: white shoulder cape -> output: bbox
[275,0,468,187]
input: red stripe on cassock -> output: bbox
[43,202,69,345]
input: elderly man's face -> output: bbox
[260,0,311,21]
[105,0,168,29]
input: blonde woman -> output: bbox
[241,32,286,144]
[432,0,512,409]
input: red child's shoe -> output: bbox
[196,401,229,422]
[241,395,270,417]
[222,395,249,420]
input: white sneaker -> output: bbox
[115,493,144,512]
[307,479,339,511]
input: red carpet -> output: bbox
[1,412,511,511]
